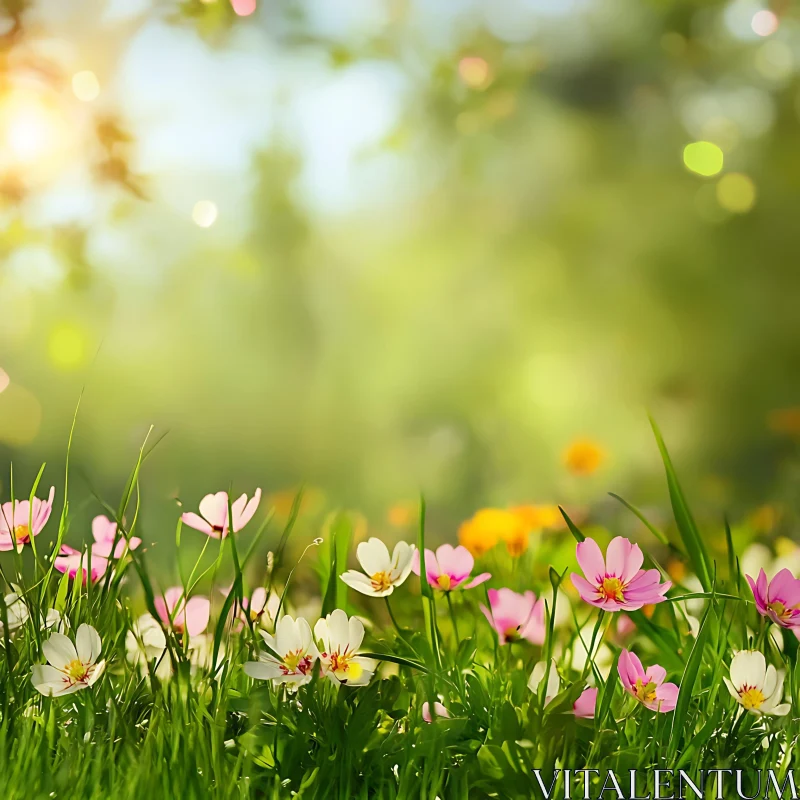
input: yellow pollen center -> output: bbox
[634,678,657,704]
[767,601,790,620]
[250,609,261,622]
[329,651,363,682]
[370,571,392,592]
[64,659,88,682]
[436,574,452,591]
[12,524,30,543]
[599,577,624,602]
[504,626,521,642]
[739,686,765,711]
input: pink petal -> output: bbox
[92,515,117,545]
[479,604,501,640]
[411,549,421,576]
[197,492,230,530]
[520,598,546,645]
[181,512,214,536]
[463,572,491,589]
[576,538,605,583]
[570,573,601,605]
[573,687,597,718]
[645,664,667,687]
[435,544,473,580]
[652,682,679,712]
[770,569,800,606]
[184,597,211,636]
[606,537,643,583]
[618,649,644,691]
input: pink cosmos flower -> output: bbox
[570,536,671,612]
[411,544,491,592]
[479,588,546,645]
[90,515,141,559]
[746,568,800,628]
[422,701,450,722]
[573,687,597,718]
[0,487,56,552]
[618,649,678,713]
[54,546,109,584]
[154,588,211,637]
[180,490,261,539]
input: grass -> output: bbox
[0,423,797,800]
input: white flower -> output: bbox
[0,591,29,633]
[724,650,790,717]
[340,538,416,597]
[31,624,105,697]
[527,658,560,706]
[44,609,67,633]
[243,615,318,685]
[314,609,377,686]
[126,614,168,664]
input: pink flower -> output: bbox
[181,490,261,539]
[573,687,597,718]
[154,588,211,636]
[618,649,678,713]
[411,544,491,592]
[570,536,671,612]
[90,515,142,559]
[0,487,55,552]
[746,568,800,628]
[54,546,109,584]
[422,701,450,722]
[479,588,545,645]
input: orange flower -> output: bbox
[563,439,605,476]
[511,504,562,531]
[459,508,527,558]
[666,558,686,583]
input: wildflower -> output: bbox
[570,536,671,611]
[563,439,604,476]
[511,505,562,531]
[0,590,29,633]
[240,586,280,629]
[746,569,800,628]
[411,544,490,592]
[340,538,415,597]
[458,509,524,558]
[126,614,168,665]
[54,546,109,584]
[154,588,210,636]
[180,489,262,538]
[618,649,678,712]
[480,588,545,645]
[422,701,450,722]
[528,658,560,706]
[31,624,105,697]
[243,615,318,685]
[0,487,55,551]
[573,687,597,718]
[724,651,789,716]
[314,609,376,686]
[90,515,141,559]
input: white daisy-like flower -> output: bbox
[31,624,105,697]
[244,615,318,685]
[724,650,790,717]
[340,538,415,597]
[314,609,376,686]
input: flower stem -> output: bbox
[445,591,460,641]
[384,596,412,649]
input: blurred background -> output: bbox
[1,0,800,561]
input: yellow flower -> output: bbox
[387,501,417,528]
[511,504,562,531]
[666,558,686,583]
[459,508,527,558]
[563,439,605,476]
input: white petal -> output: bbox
[348,615,365,652]
[389,542,414,581]
[86,660,105,687]
[244,661,283,681]
[314,618,330,654]
[723,677,740,703]
[326,610,351,653]
[296,618,316,657]
[31,664,67,696]
[75,624,102,664]
[340,571,381,596]
[730,650,766,690]
[770,703,791,717]
[356,538,391,576]
[275,616,301,656]
[42,633,78,669]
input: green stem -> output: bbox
[445,591,460,641]
[384,596,412,650]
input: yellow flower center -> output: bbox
[249,608,261,622]
[633,678,657,704]
[282,649,312,675]
[436,574,452,591]
[739,686,766,711]
[329,651,363,683]
[64,659,89,682]
[12,524,30,543]
[767,600,791,621]
[599,577,625,602]
[504,626,522,643]
[370,571,392,592]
